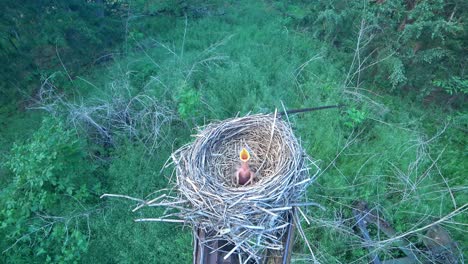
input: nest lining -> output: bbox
[169,113,319,261]
[205,119,289,187]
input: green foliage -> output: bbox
[342,107,368,128]
[388,57,407,90]
[117,0,226,17]
[87,140,192,263]
[0,117,96,263]
[0,108,43,187]
[274,0,467,105]
[175,84,203,121]
[107,141,171,195]
[0,0,125,104]
[83,204,192,264]
[433,76,468,95]
[1,0,466,263]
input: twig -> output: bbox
[56,43,73,83]
[376,203,468,245]
[135,218,185,223]
[181,14,188,58]
[100,194,145,203]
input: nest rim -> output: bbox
[171,113,319,261]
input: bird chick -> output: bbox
[234,148,255,186]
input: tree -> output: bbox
[276,0,467,105]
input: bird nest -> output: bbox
[103,113,319,262]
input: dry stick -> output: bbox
[279,100,291,125]
[257,109,277,174]
[278,104,343,117]
[56,44,73,83]
[430,146,457,209]
[135,218,185,223]
[224,238,248,260]
[352,207,382,264]
[100,194,145,203]
[319,129,360,178]
[3,222,54,254]
[295,54,323,80]
[358,204,420,261]
[181,14,188,59]
[345,19,364,87]
[3,208,98,254]
[103,114,317,261]
[293,212,319,264]
[376,203,467,246]
[132,194,167,212]
[297,206,311,225]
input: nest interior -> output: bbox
[207,119,290,187]
[172,113,318,261]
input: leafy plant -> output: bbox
[174,84,203,121]
[1,1,466,263]
[0,0,125,105]
[343,107,367,128]
[433,76,468,95]
[275,0,467,105]
[0,117,96,262]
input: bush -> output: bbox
[274,0,467,105]
[0,117,97,263]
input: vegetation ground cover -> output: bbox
[0,1,466,263]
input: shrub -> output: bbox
[0,117,96,263]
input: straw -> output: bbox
[103,113,319,262]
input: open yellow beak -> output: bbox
[239,148,250,162]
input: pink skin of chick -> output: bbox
[235,148,255,186]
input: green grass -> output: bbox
[1,1,466,263]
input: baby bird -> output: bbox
[234,148,255,186]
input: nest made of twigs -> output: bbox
[166,113,319,262]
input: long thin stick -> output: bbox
[257,109,277,173]
[279,104,344,117]
[376,203,467,245]
[135,218,185,223]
